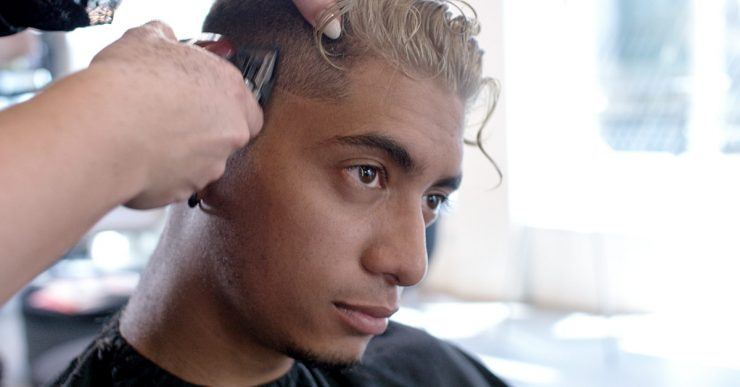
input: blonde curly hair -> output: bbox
[203,0,500,179]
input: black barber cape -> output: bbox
[52,317,507,386]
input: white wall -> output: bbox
[423,0,518,301]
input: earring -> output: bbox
[188,193,200,208]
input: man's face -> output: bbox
[204,60,465,365]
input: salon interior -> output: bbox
[2,0,740,386]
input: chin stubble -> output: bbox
[281,341,361,373]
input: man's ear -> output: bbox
[193,181,223,215]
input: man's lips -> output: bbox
[333,302,399,335]
[334,302,398,318]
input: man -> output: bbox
[54,0,506,385]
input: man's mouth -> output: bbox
[333,302,398,336]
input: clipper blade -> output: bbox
[182,34,280,107]
[230,47,280,107]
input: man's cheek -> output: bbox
[296,198,371,267]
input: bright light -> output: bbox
[552,313,611,340]
[392,302,510,339]
[616,313,740,371]
[90,230,132,272]
[66,0,217,71]
[554,311,740,371]
[479,355,562,385]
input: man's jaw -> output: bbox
[273,299,399,371]
[282,343,362,373]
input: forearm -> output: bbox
[0,17,267,304]
[0,68,143,304]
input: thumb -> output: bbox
[292,0,341,39]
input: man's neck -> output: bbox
[119,237,294,387]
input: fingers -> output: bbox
[142,20,177,41]
[113,20,176,54]
[91,18,264,210]
[229,83,263,148]
[219,62,263,147]
[244,94,264,140]
[292,0,341,39]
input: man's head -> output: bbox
[163,0,490,369]
[201,0,487,102]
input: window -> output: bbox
[724,0,740,151]
[599,0,691,153]
[505,0,740,313]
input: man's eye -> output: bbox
[348,165,384,188]
[424,194,448,211]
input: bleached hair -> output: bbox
[204,0,501,181]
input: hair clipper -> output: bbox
[182,33,280,208]
[183,33,280,106]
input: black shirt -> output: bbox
[52,317,507,386]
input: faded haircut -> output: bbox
[203,0,501,178]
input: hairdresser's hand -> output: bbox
[292,0,341,39]
[85,21,263,209]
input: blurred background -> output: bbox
[2,0,740,386]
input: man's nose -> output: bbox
[360,204,428,287]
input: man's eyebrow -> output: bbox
[433,175,463,191]
[325,133,418,173]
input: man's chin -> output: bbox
[282,341,364,373]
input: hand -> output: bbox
[86,21,263,209]
[292,0,341,39]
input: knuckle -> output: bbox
[143,19,166,31]
[178,190,193,202]
[236,128,251,146]
[172,191,187,202]
[223,64,248,91]
[121,26,144,39]
[143,20,176,40]
[228,127,250,149]
[246,99,264,135]
[211,164,227,181]
[144,20,166,28]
